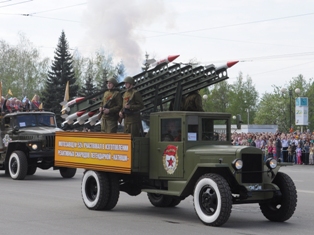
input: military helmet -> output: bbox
[123,76,135,85]
[106,77,118,87]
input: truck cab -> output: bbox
[0,111,76,180]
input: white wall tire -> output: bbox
[81,170,110,210]
[8,151,28,180]
[193,173,232,226]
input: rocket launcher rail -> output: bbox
[62,61,236,124]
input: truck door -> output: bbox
[155,118,184,178]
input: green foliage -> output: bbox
[41,31,78,126]
[0,33,49,99]
[73,51,125,97]
[255,75,314,132]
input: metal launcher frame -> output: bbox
[62,63,232,126]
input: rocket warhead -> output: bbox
[148,54,180,69]
[60,97,85,112]
[215,61,239,71]
[65,111,85,125]
[73,111,95,125]
[84,113,99,126]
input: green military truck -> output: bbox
[55,60,297,226]
[0,111,76,180]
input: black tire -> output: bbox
[27,166,37,175]
[103,173,120,210]
[81,170,110,210]
[147,193,173,207]
[168,196,181,207]
[59,167,77,178]
[8,151,28,180]
[259,172,297,222]
[193,173,232,227]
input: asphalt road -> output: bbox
[0,165,313,235]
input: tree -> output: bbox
[41,30,78,126]
[254,75,313,132]
[0,33,49,99]
[228,73,259,124]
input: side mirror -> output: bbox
[236,114,243,130]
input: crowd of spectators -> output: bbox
[231,130,314,165]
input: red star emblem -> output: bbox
[167,157,174,167]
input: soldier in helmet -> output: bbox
[119,76,144,137]
[99,77,122,133]
[183,90,204,111]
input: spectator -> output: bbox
[296,143,302,165]
[309,143,314,165]
[303,141,310,165]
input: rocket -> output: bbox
[60,97,85,112]
[146,55,180,69]
[62,111,85,125]
[214,61,239,71]
[84,113,100,126]
[73,111,95,125]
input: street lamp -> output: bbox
[281,87,300,131]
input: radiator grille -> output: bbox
[45,135,55,148]
[241,153,263,183]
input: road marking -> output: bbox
[297,189,314,194]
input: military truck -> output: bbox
[55,61,297,226]
[0,111,76,180]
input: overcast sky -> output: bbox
[1,0,314,96]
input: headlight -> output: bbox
[31,144,38,150]
[232,159,243,170]
[266,158,277,169]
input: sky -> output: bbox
[1,0,314,96]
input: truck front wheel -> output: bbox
[81,170,110,210]
[193,173,232,227]
[8,151,28,180]
[259,172,297,222]
[59,167,77,178]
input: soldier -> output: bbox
[119,76,144,137]
[99,77,122,133]
[183,90,204,111]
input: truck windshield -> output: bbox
[187,116,228,141]
[16,114,56,128]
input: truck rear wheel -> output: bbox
[168,196,181,207]
[147,193,173,207]
[8,151,28,180]
[59,167,77,178]
[259,172,297,222]
[81,170,110,210]
[193,173,232,227]
[103,173,120,210]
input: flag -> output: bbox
[61,81,69,113]
[31,94,37,102]
[39,103,43,110]
[64,81,69,102]
[8,89,13,96]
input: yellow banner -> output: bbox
[55,132,132,173]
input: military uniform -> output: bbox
[100,89,122,133]
[183,91,204,111]
[122,88,144,137]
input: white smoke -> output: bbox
[81,0,175,75]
